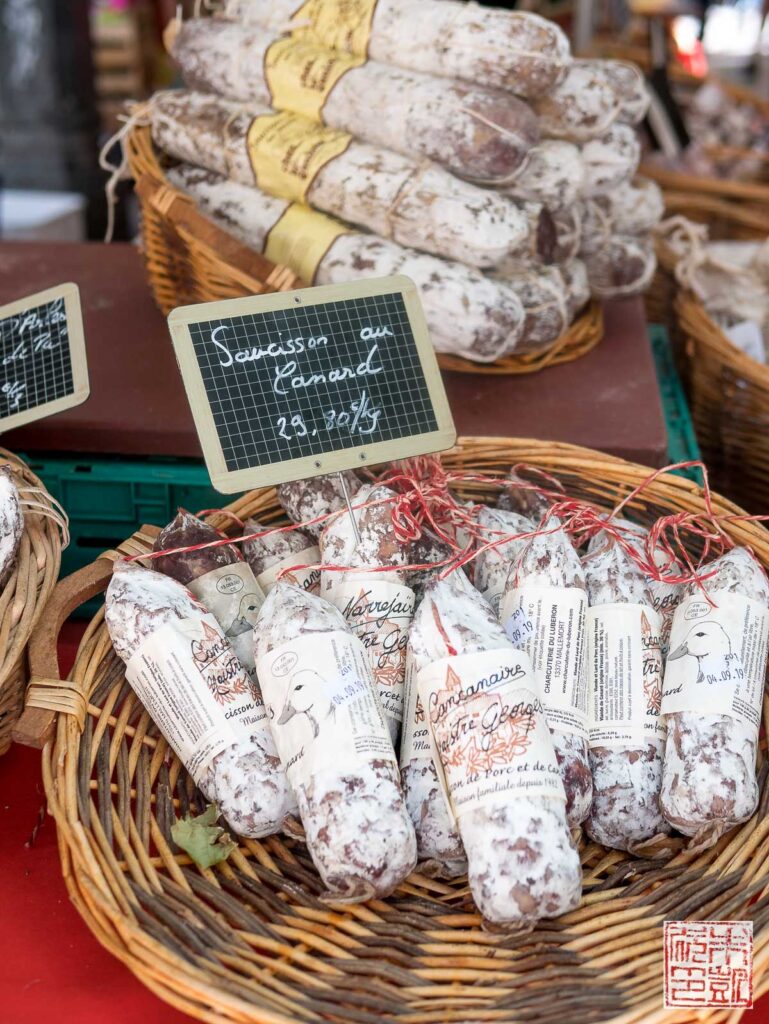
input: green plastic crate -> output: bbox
[648,325,703,484]
[23,455,224,616]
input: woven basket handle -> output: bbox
[13,525,160,749]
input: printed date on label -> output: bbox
[276,390,381,441]
[505,607,535,648]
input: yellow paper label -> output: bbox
[247,110,352,204]
[264,203,350,285]
[265,36,365,122]
[291,0,379,56]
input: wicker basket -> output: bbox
[0,448,64,755]
[125,124,604,375]
[647,193,769,364]
[647,196,769,509]
[14,437,769,1023]
[676,293,769,514]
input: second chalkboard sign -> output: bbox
[0,282,89,431]
[168,276,456,491]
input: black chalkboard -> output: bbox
[169,276,455,492]
[0,283,90,431]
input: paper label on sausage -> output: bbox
[417,647,566,819]
[264,203,351,285]
[662,593,769,736]
[247,111,352,204]
[501,585,588,739]
[326,577,415,727]
[587,603,665,748]
[255,545,321,595]
[400,647,431,765]
[126,613,267,784]
[187,563,265,679]
[256,629,396,789]
[265,36,365,122]
[290,0,378,56]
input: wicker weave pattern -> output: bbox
[33,438,769,1023]
[677,295,769,514]
[126,125,604,375]
[0,449,62,754]
[648,195,769,511]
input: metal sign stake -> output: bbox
[338,471,361,546]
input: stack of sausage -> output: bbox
[140,0,663,363]
[103,463,769,929]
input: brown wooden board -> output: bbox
[0,243,668,469]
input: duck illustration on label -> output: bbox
[667,620,734,683]
[225,590,265,637]
[275,668,338,739]
[256,630,397,786]
[661,592,768,734]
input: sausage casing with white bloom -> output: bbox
[254,582,416,901]
[661,547,769,846]
[501,518,592,827]
[410,572,581,926]
[582,540,669,850]
[320,483,415,743]
[105,560,294,838]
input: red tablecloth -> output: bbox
[1,626,766,1023]
[0,624,194,1024]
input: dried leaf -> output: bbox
[171,803,236,869]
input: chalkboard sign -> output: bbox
[0,282,90,431]
[168,275,456,492]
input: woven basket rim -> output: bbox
[126,124,604,375]
[27,437,769,1024]
[0,447,63,754]
[677,289,769,384]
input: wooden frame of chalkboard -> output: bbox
[168,275,456,493]
[0,282,90,432]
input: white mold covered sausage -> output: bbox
[410,571,581,926]
[582,539,670,850]
[661,547,769,846]
[219,0,571,98]
[150,89,548,269]
[254,581,417,900]
[166,164,528,363]
[242,518,321,596]
[320,483,415,743]
[171,19,540,184]
[0,467,23,588]
[400,645,467,877]
[105,560,295,838]
[500,518,593,827]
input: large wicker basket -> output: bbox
[0,448,64,755]
[676,294,769,514]
[647,198,769,511]
[647,193,769,363]
[125,124,604,375]
[14,437,769,1023]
